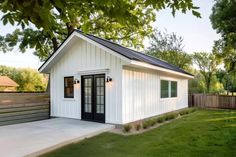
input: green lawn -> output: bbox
[41,109,236,157]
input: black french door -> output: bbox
[81,74,105,123]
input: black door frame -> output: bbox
[81,74,105,123]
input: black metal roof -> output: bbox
[39,30,193,76]
[75,30,193,76]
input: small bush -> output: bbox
[123,124,132,133]
[135,124,141,131]
[164,113,178,121]
[179,108,196,116]
[179,110,189,116]
[142,120,151,129]
[156,116,165,123]
[150,119,156,126]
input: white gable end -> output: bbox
[49,37,127,124]
[39,32,130,73]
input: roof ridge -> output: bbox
[76,29,188,73]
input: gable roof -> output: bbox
[75,30,192,76]
[0,76,19,87]
[39,30,193,77]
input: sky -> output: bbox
[0,0,220,69]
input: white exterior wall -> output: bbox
[122,66,188,124]
[50,37,125,124]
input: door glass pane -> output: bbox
[96,105,104,114]
[84,78,92,113]
[96,78,100,86]
[100,96,104,104]
[100,78,104,86]
[95,76,104,114]
[96,87,101,95]
[85,104,91,113]
[96,96,100,104]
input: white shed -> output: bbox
[39,30,193,125]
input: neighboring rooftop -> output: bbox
[0,76,19,87]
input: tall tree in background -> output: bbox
[0,0,200,61]
[192,52,220,93]
[146,30,192,70]
[210,0,236,72]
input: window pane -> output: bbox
[64,77,74,98]
[171,81,177,97]
[161,80,169,98]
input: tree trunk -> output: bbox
[52,37,58,51]
[204,76,211,93]
[66,23,75,35]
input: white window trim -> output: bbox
[63,98,76,101]
[160,79,178,100]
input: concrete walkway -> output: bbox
[0,118,114,157]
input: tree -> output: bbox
[146,30,192,70]
[0,0,200,61]
[192,52,220,93]
[210,0,236,72]
[0,65,47,91]
[188,72,206,94]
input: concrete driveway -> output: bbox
[0,118,114,157]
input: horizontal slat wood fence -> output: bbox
[0,93,50,126]
[189,94,236,109]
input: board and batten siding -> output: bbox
[50,37,126,124]
[122,66,188,124]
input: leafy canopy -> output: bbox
[210,0,236,72]
[146,30,192,71]
[192,52,221,93]
[0,0,200,61]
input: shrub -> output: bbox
[156,116,165,123]
[142,120,151,129]
[179,110,189,116]
[135,124,141,131]
[164,113,178,121]
[150,119,156,126]
[123,124,132,133]
[179,108,196,116]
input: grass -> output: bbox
[41,109,236,157]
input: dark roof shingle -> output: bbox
[76,30,192,76]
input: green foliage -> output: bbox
[210,75,225,94]
[192,52,221,93]
[156,116,165,123]
[135,124,141,131]
[179,108,196,116]
[146,30,192,71]
[210,0,236,48]
[164,113,179,121]
[142,120,152,129]
[215,69,236,94]
[123,124,132,133]
[142,119,156,129]
[210,0,236,72]
[0,0,200,61]
[188,72,206,93]
[0,65,47,92]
